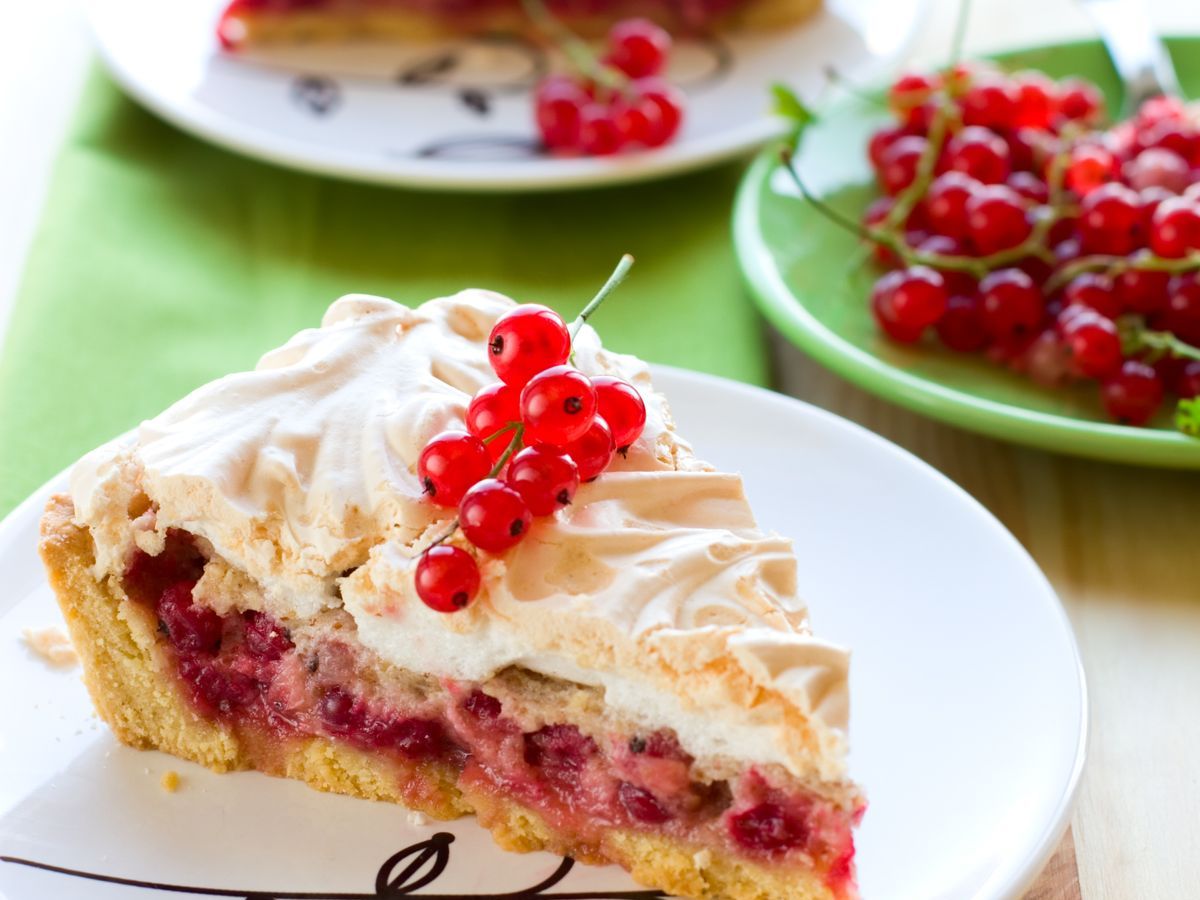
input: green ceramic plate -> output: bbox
[734,38,1200,468]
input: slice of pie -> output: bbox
[40,291,863,899]
[216,0,823,49]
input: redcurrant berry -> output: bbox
[1163,273,1200,345]
[961,77,1019,131]
[1139,119,1198,162]
[563,416,616,482]
[467,382,521,461]
[418,431,491,508]
[606,19,671,79]
[1102,360,1164,426]
[943,126,1011,184]
[1012,71,1057,129]
[488,304,571,387]
[1062,313,1123,379]
[1022,328,1074,387]
[1150,198,1200,259]
[415,546,480,613]
[1063,272,1123,319]
[1138,186,1173,236]
[1115,259,1170,315]
[632,77,684,147]
[880,136,928,196]
[1078,182,1140,256]
[459,479,533,553]
[870,268,947,342]
[888,72,939,122]
[1006,171,1049,204]
[614,96,660,148]
[863,196,900,266]
[966,185,1032,255]
[979,269,1044,341]
[591,375,647,450]
[520,365,598,446]
[1065,144,1116,196]
[1174,360,1200,399]
[579,104,625,156]
[869,125,908,172]
[535,76,589,151]
[924,171,981,240]
[936,293,990,353]
[505,445,580,516]
[1056,78,1104,126]
[1125,147,1190,194]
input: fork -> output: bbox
[1078,0,1183,115]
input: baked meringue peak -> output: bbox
[70,290,852,778]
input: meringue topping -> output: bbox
[70,291,851,780]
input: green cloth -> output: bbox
[0,71,768,517]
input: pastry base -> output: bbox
[40,494,841,900]
[218,0,824,47]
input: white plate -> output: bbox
[0,367,1085,899]
[85,0,926,191]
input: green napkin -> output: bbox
[0,70,768,517]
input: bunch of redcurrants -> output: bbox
[534,18,685,156]
[414,303,647,613]
[861,62,1200,426]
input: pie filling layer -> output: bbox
[123,531,859,894]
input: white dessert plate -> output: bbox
[0,366,1085,899]
[84,0,926,191]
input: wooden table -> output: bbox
[2,1,1198,897]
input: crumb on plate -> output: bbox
[161,771,181,793]
[21,626,78,668]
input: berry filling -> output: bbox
[123,533,859,894]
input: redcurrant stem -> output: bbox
[569,254,636,342]
[885,102,952,232]
[1045,251,1200,295]
[778,151,871,236]
[779,151,1056,277]
[1124,323,1200,363]
[489,423,526,476]
[481,422,519,444]
[822,65,887,107]
[520,0,626,95]
[947,0,974,71]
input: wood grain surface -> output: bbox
[1025,830,1082,900]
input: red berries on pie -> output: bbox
[506,445,580,516]
[592,375,648,450]
[487,304,571,387]
[415,294,647,612]
[521,365,599,445]
[418,431,492,507]
[459,479,533,553]
[563,416,617,482]
[414,545,482,612]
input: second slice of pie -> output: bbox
[41,289,863,899]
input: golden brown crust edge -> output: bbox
[219,0,824,45]
[38,494,837,900]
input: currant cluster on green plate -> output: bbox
[799,60,1200,431]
